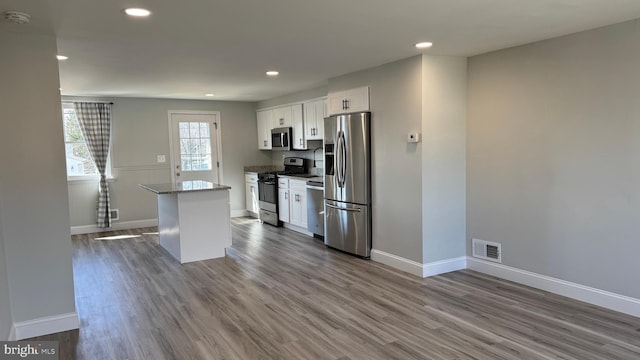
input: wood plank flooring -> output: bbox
[29,217,640,359]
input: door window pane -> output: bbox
[178,122,212,171]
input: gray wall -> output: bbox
[422,56,467,263]
[64,97,271,226]
[467,19,640,298]
[0,31,77,323]
[329,56,424,262]
[0,189,12,339]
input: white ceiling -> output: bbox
[2,0,640,101]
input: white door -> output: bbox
[169,111,223,185]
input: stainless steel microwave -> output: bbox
[271,127,292,151]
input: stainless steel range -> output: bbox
[257,157,307,227]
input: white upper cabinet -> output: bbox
[272,106,292,128]
[304,98,326,141]
[257,109,273,150]
[327,86,369,115]
[291,104,306,150]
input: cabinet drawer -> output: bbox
[289,179,306,190]
[245,173,258,183]
[278,178,289,188]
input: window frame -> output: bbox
[62,102,113,182]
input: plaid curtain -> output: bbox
[74,102,113,228]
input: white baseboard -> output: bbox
[71,219,158,235]
[7,324,16,341]
[282,223,313,237]
[371,250,467,277]
[467,257,640,318]
[231,210,249,218]
[371,249,424,276]
[13,312,79,340]
[422,256,467,277]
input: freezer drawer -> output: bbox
[324,200,371,258]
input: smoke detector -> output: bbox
[3,11,31,24]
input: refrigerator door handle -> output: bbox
[325,203,362,212]
[336,131,343,187]
[337,131,347,188]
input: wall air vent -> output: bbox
[472,238,502,263]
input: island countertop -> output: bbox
[139,180,231,194]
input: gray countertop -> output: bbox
[139,181,231,194]
[243,165,282,173]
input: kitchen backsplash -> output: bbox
[271,140,324,175]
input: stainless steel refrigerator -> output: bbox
[323,112,371,258]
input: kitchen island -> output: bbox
[139,180,232,264]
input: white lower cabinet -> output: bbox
[289,180,308,229]
[278,177,308,231]
[245,173,259,217]
[278,188,290,222]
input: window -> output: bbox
[179,122,212,171]
[62,103,102,178]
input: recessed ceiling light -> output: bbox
[3,11,31,24]
[123,8,151,17]
[56,55,68,60]
[415,42,433,49]
[266,71,279,76]
[205,93,214,97]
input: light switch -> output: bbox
[157,155,166,163]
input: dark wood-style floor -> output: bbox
[30,217,640,359]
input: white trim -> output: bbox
[71,219,158,235]
[467,257,640,318]
[231,210,249,218]
[371,250,467,278]
[257,96,327,112]
[13,312,79,340]
[371,249,424,277]
[422,256,467,277]
[282,223,313,236]
[167,110,224,186]
[7,325,16,341]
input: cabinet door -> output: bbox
[304,102,316,139]
[345,86,370,113]
[314,100,325,139]
[289,188,308,228]
[256,110,273,149]
[304,100,325,140]
[327,91,346,116]
[246,181,259,215]
[291,104,306,150]
[278,188,290,222]
[327,87,369,115]
[289,180,308,228]
[273,106,292,128]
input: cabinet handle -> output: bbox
[280,118,284,125]
[299,138,303,146]
[285,192,288,200]
[264,140,267,146]
[342,99,349,110]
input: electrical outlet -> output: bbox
[157,155,166,163]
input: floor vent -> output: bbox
[472,238,502,263]
[110,209,120,221]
